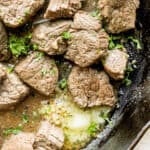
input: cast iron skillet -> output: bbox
[8,0,149,149]
[83,0,150,149]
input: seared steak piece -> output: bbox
[34,121,64,150]
[72,11,102,31]
[0,0,44,28]
[31,20,72,56]
[0,63,29,110]
[0,22,10,61]
[103,49,128,80]
[44,0,83,20]
[68,66,116,108]
[15,52,58,96]
[98,0,140,33]
[65,30,109,67]
[1,132,35,150]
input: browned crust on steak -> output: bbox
[72,10,102,31]
[31,20,72,56]
[44,0,82,20]
[34,121,64,150]
[0,63,29,110]
[2,132,35,150]
[0,0,45,28]
[103,49,128,80]
[15,52,58,96]
[68,66,116,108]
[65,30,109,67]
[98,0,140,33]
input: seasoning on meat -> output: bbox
[34,121,64,150]
[31,20,72,56]
[103,49,128,80]
[68,66,116,108]
[65,30,109,67]
[1,132,35,150]
[98,0,140,33]
[0,0,45,28]
[15,52,58,96]
[44,0,83,20]
[72,11,102,31]
[0,63,29,110]
[0,22,10,61]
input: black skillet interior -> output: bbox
[83,0,150,149]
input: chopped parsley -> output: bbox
[32,44,39,51]
[91,10,101,19]
[122,63,134,86]
[59,78,67,90]
[22,112,29,124]
[9,34,31,57]
[128,36,142,49]
[3,125,22,136]
[87,122,99,136]
[109,35,124,50]
[62,32,72,40]
[7,66,14,74]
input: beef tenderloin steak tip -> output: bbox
[15,52,59,96]
[72,10,102,31]
[0,0,45,28]
[44,0,83,20]
[31,20,72,56]
[98,0,140,33]
[0,63,29,110]
[103,49,128,80]
[68,66,116,108]
[34,121,64,150]
[65,30,109,67]
[1,132,35,150]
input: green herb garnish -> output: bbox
[9,34,31,57]
[91,10,101,19]
[122,63,134,86]
[7,66,14,74]
[3,126,22,136]
[128,36,142,49]
[109,35,124,50]
[87,122,99,136]
[22,112,29,124]
[62,32,71,40]
[59,78,67,89]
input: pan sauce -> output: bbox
[0,88,112,149]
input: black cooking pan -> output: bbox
[83,0,149,149]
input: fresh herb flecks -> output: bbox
[62,32,72,40]
[87,122,99,136]
[59,78,67,90]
